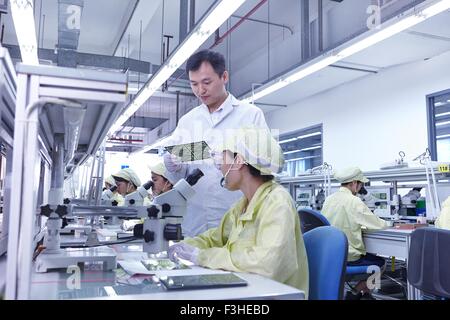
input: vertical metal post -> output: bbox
[41,14,46,48]
[176,90,180,126]
[267,0,270,78]
[6,74,29,299]
[318,0,323,52]
[6,73,41,299]
[426,95,437,161]
[189,0,195,30]
[179,0,188,43]
[94,143,106,206]
[87,153,97,205]
[301,0,310,61]
[38,0,43,48]
[49,133,64,205]
[138,20,142,89]
[17,74,40,299]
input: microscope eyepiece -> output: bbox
[186,169,204,186]
[110,185,117,192]
[143,181,154,190]
[358,185,368,195]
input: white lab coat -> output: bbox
[167,93,268,237]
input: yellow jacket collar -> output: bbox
[238,181,277,221]
[339,186,353,195]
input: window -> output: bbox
[279,124,323,176]
[0,0,7,14]
[427,89,450,161]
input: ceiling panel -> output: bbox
[343,31,450,69]
[255,66,369,109]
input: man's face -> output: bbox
[189,61,228,108]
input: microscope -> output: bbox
[101,185,120,206]
[138,169,204,254]
[124,181,154,207]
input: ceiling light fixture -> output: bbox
[243,0,450,103]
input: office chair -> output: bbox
[298,208,330,234]
[303,226,348,300]
[298,208,386,298]
[408,227,450,299]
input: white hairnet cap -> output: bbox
[149,161,176,185]
[219,126,284,175]
[112,168,142,188]
[334,167,369,184]
[104,175,116,187]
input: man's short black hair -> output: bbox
[186,49,226,77]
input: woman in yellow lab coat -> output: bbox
[147,162,175,201]
[321,166,388,300]
[435,196,450,230]
[168,127,309,296]
[103,175,124,206]
[122,162,176,231]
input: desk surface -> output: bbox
[29,243,304,300]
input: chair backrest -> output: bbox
[303,226,348,300]
[408,227,450,298]
[298,208,330,234]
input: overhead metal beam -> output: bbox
[4,44,153,74]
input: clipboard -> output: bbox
[158,273,248,291]
[165,141,211,162]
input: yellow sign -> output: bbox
[438,164,450,173]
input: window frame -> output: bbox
[427,88,450,161]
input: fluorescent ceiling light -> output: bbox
[436,120,450,127]
[244,0,450,103]
[109,0,246,136]
[279,137,298,145]
[279,132,322,145]
[10,0,39,65]
[301,145,322,152]
[286,156,320,163]
[435,101,450,107]
[283,145,322,155]
[283,146,322,155]
[436,112,450,118]
[297,132,322,140]
[436,134,450,139]
[284,150,301,155]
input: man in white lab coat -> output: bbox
[164,49,269,237]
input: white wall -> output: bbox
[266,50,450,171]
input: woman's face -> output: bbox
[350,181,363,195]
[116,180,133,196]
[220,151,242,191]
[151,173,172,196]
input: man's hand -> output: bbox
[163,152,183,173]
